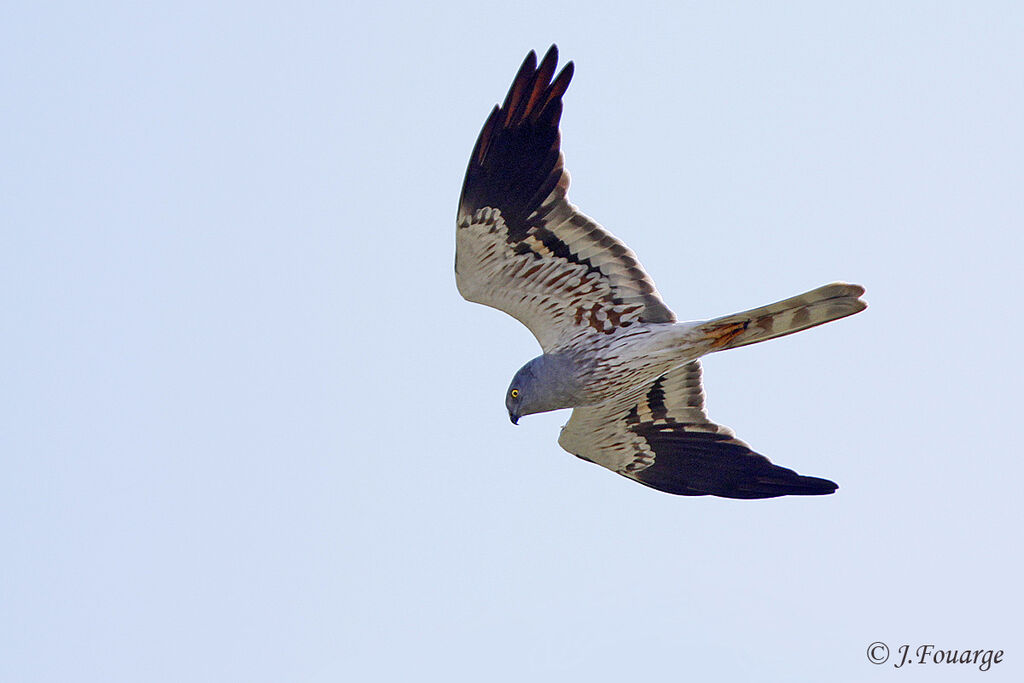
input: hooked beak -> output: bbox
[509,412,520,425]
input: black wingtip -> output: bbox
[629,429,841,499]
[773,474,839,498]
[501,50,539,116]
[459,47,576,236]
[539,44,559,74]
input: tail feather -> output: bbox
[700,282,866,352]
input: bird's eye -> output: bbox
[510,388,520,399]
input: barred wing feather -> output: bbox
[456,46,674,353]
[559,362,838,498]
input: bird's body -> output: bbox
[456,46,866,498]
[509,322,697,410]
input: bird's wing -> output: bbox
[558,361,838,498]
[456,46,674,353]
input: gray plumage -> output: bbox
[506,353,586,424]
[457,46,866,498]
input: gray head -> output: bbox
[505,353,583,424]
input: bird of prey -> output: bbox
[455,46,866,499]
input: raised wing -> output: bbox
[456,46,674,352]
[558,362,838,498]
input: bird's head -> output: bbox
[505,363,535,425]
[505,354,582,425]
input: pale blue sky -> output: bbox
[2,2,1021,681]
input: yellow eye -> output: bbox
[510,388,520,399]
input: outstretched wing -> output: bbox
[456,46,674,352]
[558,362,838,498]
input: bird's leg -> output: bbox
[704,319,750,350]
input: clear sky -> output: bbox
[2,2,1021,681]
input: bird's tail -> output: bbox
[698,282,866,352]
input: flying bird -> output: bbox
[455,46,865,499]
